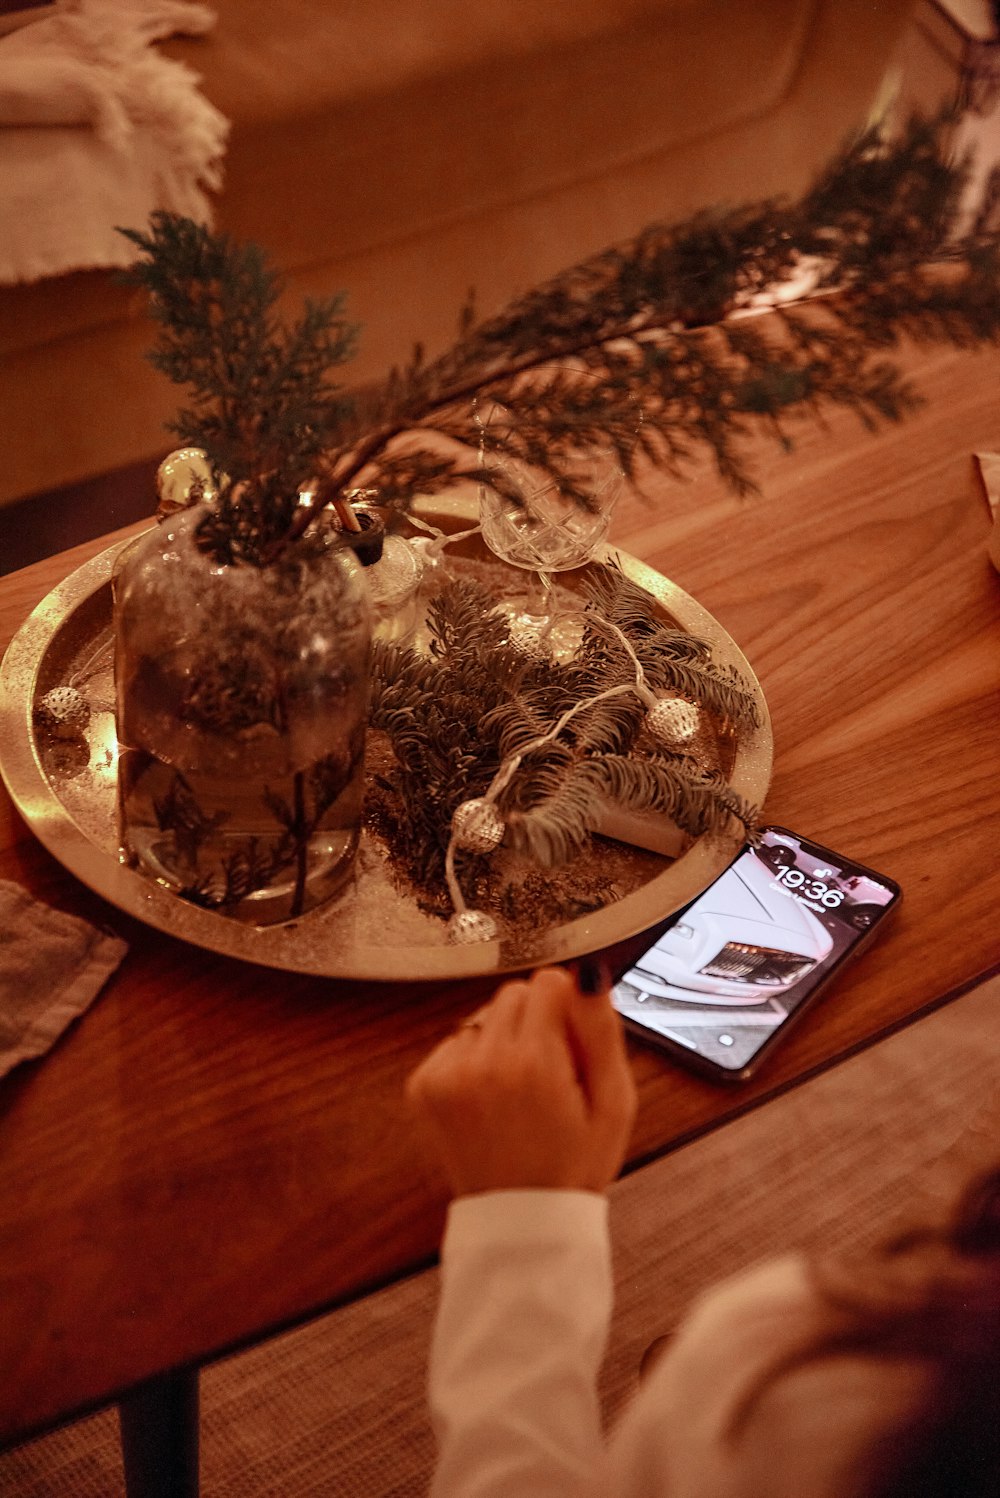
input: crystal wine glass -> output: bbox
[475,384,636,657]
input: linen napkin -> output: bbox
[0,879,127,1078]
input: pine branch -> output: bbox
[321,115,1000,516]
[119,212,359,564]
[504,751,758,869]
[125,115,1000,559]
[369,576,761,890]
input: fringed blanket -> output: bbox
[0,0,228,283]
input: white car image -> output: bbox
[627,851,834,1007]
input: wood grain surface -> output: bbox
[1,339,999,1446]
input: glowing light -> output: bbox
[91,713,121,772]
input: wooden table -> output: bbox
[1,338,999,1483]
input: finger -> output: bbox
[407,1005,494,1098]
[521,966,610,1089]
[523,967,577,1012]
[518,968,582,1081]
[445,979,529,1042]
[482,978,531,1039]
[563,979,636,1119]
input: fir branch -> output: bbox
[586,755,758,841]
[640,654,761,729]
[581,561,708,650]
[318,114,1000,517]
[484,691,646,761]
[424,579,510,658]
[504,752,758,869]
[479,698,562,762]
[580,561,761,728]
[369,576,761,889]
[561,693,647,756]
[126,115,1000,557]
[503,760,601,867]
[119,212,359,564]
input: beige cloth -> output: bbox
[0,0,228,284]
[0,879,127,1076]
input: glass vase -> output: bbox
[113,507,372,925]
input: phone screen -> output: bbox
[612,826,901,1080]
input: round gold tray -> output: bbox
[0,499,772,980]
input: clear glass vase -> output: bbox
[113,507,372,925]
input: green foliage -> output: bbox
[123,116,1000,559]
[369,570,760,891]
[504,755,756,868]
[119,212,358,563]
[318,114,1000,515]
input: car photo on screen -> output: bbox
[613,828,897,1070]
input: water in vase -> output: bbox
[117,728,366,925]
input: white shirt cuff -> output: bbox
[443,1189,610,1256]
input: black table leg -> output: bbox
[118,1368,199,1498]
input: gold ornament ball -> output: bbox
[451,798,506,854]
[156,447,217,518]
[646,696,700,746]
[447,910,499,945]
[36,686,91,739]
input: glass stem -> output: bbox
[526,569,552,622]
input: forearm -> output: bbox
[429,1190,613,1498]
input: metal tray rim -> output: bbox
[0,505,773,980]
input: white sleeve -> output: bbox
[606,1256,932,1498]
[428,1189,613,1498]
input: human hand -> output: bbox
[406,964,637,1197]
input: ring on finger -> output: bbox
[455,1009,487,1034]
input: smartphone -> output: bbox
[611,826,901,1083]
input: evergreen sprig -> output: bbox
[578,563,762,728]
[369,571,760,894]
[124,115,1000,559]
[310,114,1000,521]
[119,212,358,563]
